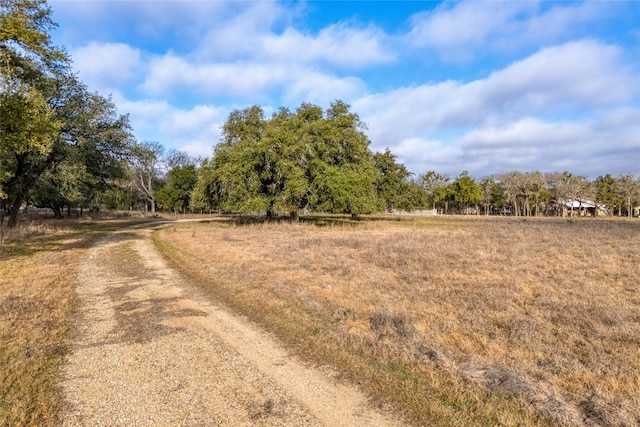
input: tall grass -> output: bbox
[0,235,80,425]
[0,217,145,425]
[155,216,640,426]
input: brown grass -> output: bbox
[0,217,153,426]
[0,242,80,425]
[155,216,640,426]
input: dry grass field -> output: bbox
[0,218,148,426]
[0,222,85,426]
[155,216,640,426]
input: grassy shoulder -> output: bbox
[0,217,158,426]
[152,215,637,426]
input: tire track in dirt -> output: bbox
[62,225,406,426]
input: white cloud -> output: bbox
[392,137,464,174]
[359,39,636,135]
[515,2,604,46]
[191,1,293,60]
[455,115,640,176]
[52,0,238,50]
[178,139,215,160]
[406,1,604,61]
[141,53,369,106]
[140,55,293,98]
[261,23,394,68]
[160,105,225,138]
[189,3,392,69]
[354,80,469,145]
[71,43,143,92]
[111,94,225,155]
[459,118,585,153]
[408,2,533,49]
[284,72,367,106]
[370,112,638,178]
[355,40,639,177]
[479,40,636,112]
[112,95,173,140]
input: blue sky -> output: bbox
[48,0,640,178]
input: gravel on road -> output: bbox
[62,227,406,427]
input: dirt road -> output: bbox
[62,225,405,426]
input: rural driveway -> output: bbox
[62,223,405,426]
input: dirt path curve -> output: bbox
[62,224,406,426]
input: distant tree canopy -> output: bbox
[189,100,639,220]
[450,171,482,214]
[373,149,427,212]
[416,170,640,218]
[156,164,197,213]
[192,101,426,219]
[1,0,133,226]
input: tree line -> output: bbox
[133,105,640,220]
[1,0,132,227]
[421,170,639,217]
[1,1,638,228]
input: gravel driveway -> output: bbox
[61,225,405,426]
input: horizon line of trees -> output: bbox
[118,104,639,220]
[419,170,639,218]
[1,0,134,228]
[2,1,639,229]
[181,103,640,220]
[135,148,640,220]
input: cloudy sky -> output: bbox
[49,0,639,178]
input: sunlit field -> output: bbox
[155,216,640,426]
[0,218,150,425]
[0,222,87,426]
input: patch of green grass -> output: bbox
[151,231,201,264]
[376,360,414,383]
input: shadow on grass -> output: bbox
[213,213,396,228]
[0,219,158,259]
